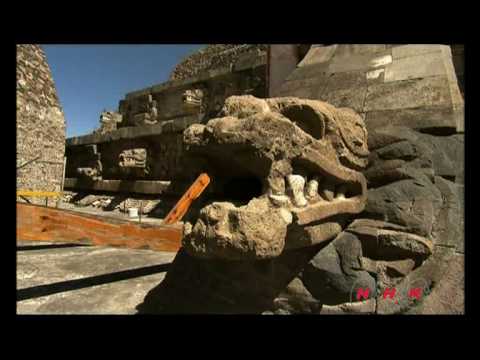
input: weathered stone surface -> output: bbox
[376,246,455,314]
[377,230,433,258]
[320,86,367,114]
[383,259,416,277]
[301,232,376,305]
[338,113,463,314]
[285,219,346,250]
[391,44,451,60]
[182,96,369,259]
[94,111,122,134]
[322,70,368,93]
[137,246,321,314]
[406,253,464,314]
[319,299,376,314]
[269,45,309,97]
[275,76,327,98]
[432,176,464,252]
[297,45,337,67]
[17,241,175,314]
[366,107,458,137]
[64,178,171,195]
[170,44,267,81]
[329,52,392,74]
[278,44,463,137]
[451,44,464,97]
[63,190,162,214]
[17,45,66,204]
[367,126,464,182]
[334,44,388,57]
[423,134,464,181]
[364,159,416,188]
[118,148,147,168]
[57,45,465,315]
[384,51,449,82]
[75,194,99,207]
[364,76,454,112]
[285,62,330,82]
[183,199,290,260]
[365,178,442,237]
[270,277,323,314]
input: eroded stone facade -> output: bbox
[17,45,66,204]
[170,44,267,81]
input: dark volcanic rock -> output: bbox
[365,178,442,237]
[367,126,464,183]
[301,232,376,305]
[376,246,455,314]
[431,176,464,252]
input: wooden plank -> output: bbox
[163,173,210,225]
[16,203,182,252]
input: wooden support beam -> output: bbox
[163,173,210,225]
[16,203,182,252]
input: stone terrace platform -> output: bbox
[17,240,176,314]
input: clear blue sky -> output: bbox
[42,45,205,138]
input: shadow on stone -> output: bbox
[136,245,323,314]
[17,263,171,301]
[17,243,90,251]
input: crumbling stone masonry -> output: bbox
[17,45,66,203]
[170,45,268,81]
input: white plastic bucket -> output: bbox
[128,208,138,218]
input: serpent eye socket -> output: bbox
[279,104,326,140]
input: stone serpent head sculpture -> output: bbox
[181,95,370,260]
[138,95,454,314]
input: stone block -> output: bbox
[285,62,330,82]
[276,84,323,100]
[364,76,453,112]
[320,86,367,113]
[333,44,387,57]
[125,87,152,100]
[384,51,448,82]
[275,76,328,99]
[365,106,459,132]
[328,52,393,74]
[297,45,338,67]
[321,70,367,92]
[391,44,451,59]
[233,51,266,72]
